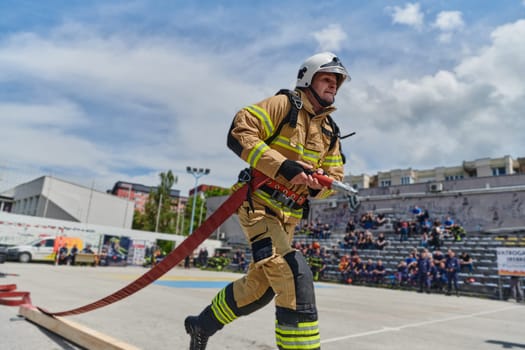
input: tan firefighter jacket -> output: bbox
[227,89,345,221]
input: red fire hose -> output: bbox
[0,168,354,316]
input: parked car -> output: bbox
[0,246,7,263]
[7,236,83,263]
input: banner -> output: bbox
[496,247,525,276]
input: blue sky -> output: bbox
[1,1,524,196]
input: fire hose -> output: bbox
[0,169,359,315]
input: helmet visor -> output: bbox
[318,57,350,82]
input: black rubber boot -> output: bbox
[185,316,210,350]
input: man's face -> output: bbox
[311,72,338,104]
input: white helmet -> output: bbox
[296,52,350,89]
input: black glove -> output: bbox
[278,160,305,181]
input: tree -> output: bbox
[133,170,178,234]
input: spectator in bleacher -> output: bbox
[375,232,388,250]
[445,249,460,296]
[372,259,386,283]
[311,223,322,239]
[412,205,422,217]
[360,212,375,229]
[444,216,455,234]
[364,259,375,283]
[409,221,418,236]
[421,217,432,235]
[340,255,353,284]
[308,248,326,281]
[435,261,448,292]
[375,213,387,227]
[420,208,430,224]
[405,252,417,268]
[352,256,365,283]
[432,249,445,264]
[408,262,418,286]
[420,231,429,248]
[428,260,438,290]
[306,224,314,238]
[349,246,359,260]
[357,231,367,249]
[364,230,375,250]
[429,221,443,251]
[297,222,311,236]
[338,254,350,271]
[417,249,432,293]
[459,251,473,274]
[330,245,341,263]
[396,261,409,286]
[342,231,355,249]
[399,220,409,242]
[321,223,332,240]
[345,218,356,233]
[450,224,467,241]
[509,276,524,303]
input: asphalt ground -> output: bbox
[0,262,524,350]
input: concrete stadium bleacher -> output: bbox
[291,229,525,299]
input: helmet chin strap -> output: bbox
[309,86,333,107]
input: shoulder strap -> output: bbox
[325,115,340,151]
[264,89,303,145]
[322,115,346,164]
[277,89,303,128]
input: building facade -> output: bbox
[110,181,184,213]
[0,194,13,212]
[1,176,135,229]
[349,155,524,189]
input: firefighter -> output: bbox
[184,52,350,350]
[308,246,326,282]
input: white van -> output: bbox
[6,236,83,263]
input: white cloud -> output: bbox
[433,11,464,42]
[1,5,524,198]
[313,24,347,52]
[338,19,525,176]
[389,3,424,30]
[434,11,465,32]
[0,28,264,193]
[456,19,525,100]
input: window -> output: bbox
[492,167,506,176]
[445,175,464,181]
[401,176,412,185]
[380,180,391,187]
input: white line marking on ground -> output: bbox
[321,306,519,344]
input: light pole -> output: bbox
[155,193,163,233]
[198,192,206,227]
[121,183,133,228]
[186,167,210,235]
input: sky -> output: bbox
[0,0,524,196]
